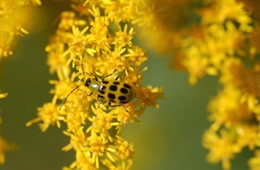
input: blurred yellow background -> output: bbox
[0,0,251,170]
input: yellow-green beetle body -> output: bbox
[85,78,135,105]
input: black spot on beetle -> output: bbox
[120,101,128,104]
[120,88,128,94]
[113,81,120,85]
[102,81,109,84]
[108,93,116,100]
[109,85,117,91]
[118,96,127,101]
[99,90,105,94]
[123,83,131,89]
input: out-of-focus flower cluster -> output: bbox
[0,117,16,164]
[137,0,260,169]
[0,0,41,58]
[28,0,163,169]
[0,0,41,165]
[180,1,260,169]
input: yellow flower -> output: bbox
[0,92,7,99]
[114,136,134,160]
[0,0,41,58]
[135,85,164,109]
[249,150,260,170]
[88,106,115,135]
[203,129,241,170]
[26,100,62,132]
[0,137,12,164]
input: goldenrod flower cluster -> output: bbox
[0,0,41,58]
[173,0,260,169]
[28,1,163,169]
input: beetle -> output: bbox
[60,70,135,111]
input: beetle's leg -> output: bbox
[121,105,129,113]
[80,89,93,97]
[96,95,101,108]
[115,75,120,80]
[108,102,121,107]
[108,102,129,113]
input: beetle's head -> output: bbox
[85,78,91,87]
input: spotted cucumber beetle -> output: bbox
[60,70,135,111]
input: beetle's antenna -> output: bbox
[102,69,117,80]
[59,85,80,110]
[81,56,86,78]
[81,56,96,79]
